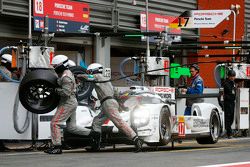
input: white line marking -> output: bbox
[1,152,44,156]
[197,161,250,167]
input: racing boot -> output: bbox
[44,145,62,154]
[89,130,101,151]
[133,136,143,153]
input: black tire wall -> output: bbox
[69,66,94,101]
[19,66,94,114]
[19,69,59,114]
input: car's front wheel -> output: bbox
[147,107,172,146]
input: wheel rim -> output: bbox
[211,113,219,140]
[160,112,171,141]
[77,81,92,97]
[22,81,57,112]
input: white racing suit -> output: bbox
[91,74,137,140]
[50,69,77,146]
[66,108,92,136]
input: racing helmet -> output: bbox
[68,60,76,67]
[190,64,200,72]
[228,69,236,77]
[51,55,69,73]
[87,63,103,74]
[1,54,12,64]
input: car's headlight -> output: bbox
[131,105,150,127]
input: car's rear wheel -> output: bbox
[147,107,171,146]
[196,110,221,144]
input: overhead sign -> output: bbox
[232,63,250,79]
[33,0,90,33]
[140,12,181,34]
[170,10,231,28]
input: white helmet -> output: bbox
[68,60,76,67]
[51,55,68,67]
[1,54,12,64]
[51,55,69,73]
[87,63,103,74]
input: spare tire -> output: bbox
[69,66,94,101]
[19,69,59,114]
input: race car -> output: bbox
[64,86,224,149]
[17,67,223,148]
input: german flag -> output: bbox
[169,17,180,28]
[169,11,191,28]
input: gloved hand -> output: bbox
[180,88,187,94]
[77,74,95,81]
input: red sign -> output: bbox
[154,87,175,93]
[140,12,181,34]
[178,122,185,137]
[247,67,250,77]
[33,0,89,23]
[164,60,169,72]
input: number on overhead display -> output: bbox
[178,17,189,27]
[34,0,44,14]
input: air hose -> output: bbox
[0,46,11,55]
[119,57,140,85]
[213,64,222,87]
[13,55,30,134]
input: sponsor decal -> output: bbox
[193,118,209,128]
[241,107,248,115]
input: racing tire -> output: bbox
[19,69,59,114]
[147,107,172,146]
[69,66,94,101]
[196,110,221,144]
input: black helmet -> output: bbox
[190,64,200,72]
[228,70,236,77]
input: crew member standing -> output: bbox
[78,63,143,152]
[44,55,77,154]
[222,70,236,139]
[181,64,204,115]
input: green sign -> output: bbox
[170,63,190,78]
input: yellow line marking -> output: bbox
[154,144,250,153]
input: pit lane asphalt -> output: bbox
[1,137,250,167]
